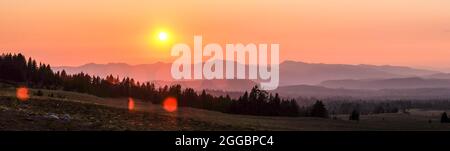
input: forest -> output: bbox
[0,53,304,117]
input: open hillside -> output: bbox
[1,86,450,131]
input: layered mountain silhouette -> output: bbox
[54,62,174,82]
[319,77,450,89]
[425,73,450,79]
[54,60,439,86]
[278,61,437,85]
[151,79,258,92]
[54,62,257,91]
[273,85,450,100]
[54,60,450,99]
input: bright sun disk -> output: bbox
[158,32,168,41]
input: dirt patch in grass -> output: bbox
[0,96,247,131]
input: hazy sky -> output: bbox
[1,0,450,70]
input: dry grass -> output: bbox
[1,87,450,130]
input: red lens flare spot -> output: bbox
[163,97,177,112]
[128,97,135,111]
[16,87,29,101]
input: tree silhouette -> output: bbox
[349,109,360,121]
[441,112,449,123]
[310,101,328,118]
[0,53,303,117]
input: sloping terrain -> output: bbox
[1,87,450,130]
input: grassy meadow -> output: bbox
[1,85,450,131]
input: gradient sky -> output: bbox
[1,0,450,70]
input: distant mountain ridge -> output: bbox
[273,84,450,100]
[54,62,257,91]
[151,79,258,92]
[425,73,450,79]
[53,60,441,90]
[319,77,450,90]
[279,61,438,85]
[54,62,174,82]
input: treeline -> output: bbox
[0,53,57,87]
[0,53,304,117]
[295,98,412,115]
[228,88,299,116]
[327,101,407,115]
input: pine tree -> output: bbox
[441,112,449,123]
[0,53,303,117]
[349,109,360,121]
[310,101,328,118]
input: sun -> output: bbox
[158,32,168,41]
[149,29,173,50]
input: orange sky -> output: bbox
[1,0,450,70]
